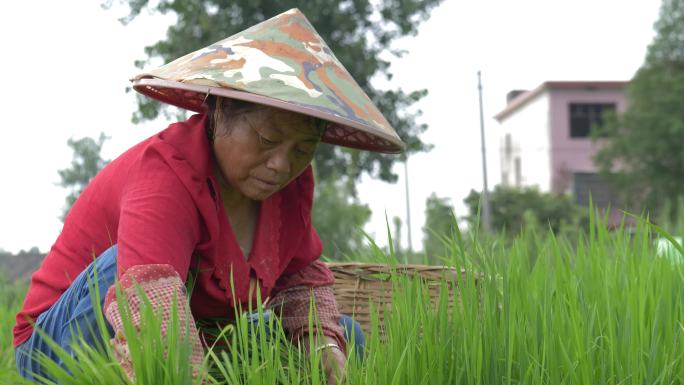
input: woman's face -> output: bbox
[212,105,321,202]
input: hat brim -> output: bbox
[133,78,405,154]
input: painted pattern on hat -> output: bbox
[132,8,404,153]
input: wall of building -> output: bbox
[548,88,627,193]
[498,91,551,191]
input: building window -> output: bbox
[569,103,616,138]
[514,157,522,187]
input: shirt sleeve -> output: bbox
[116,150,201,281]
[103,152,205,377]
[271,270,347,353]
[103,264,204,380]
[271,224,346,351]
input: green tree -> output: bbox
[593,0,684,222]
[464,187,586,236]
[422,193,456,263]
[312,175,371,259]
[104,0,439,184]
[58,133,110,220]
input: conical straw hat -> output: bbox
[132,8,405,153]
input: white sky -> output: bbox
[0,0,661,253]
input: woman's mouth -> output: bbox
[252,177,280,190]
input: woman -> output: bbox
[14,8,404,384]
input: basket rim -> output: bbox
[324,261,480,281]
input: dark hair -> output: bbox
[205,95,258,142]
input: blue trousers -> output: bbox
[15,245,365,381]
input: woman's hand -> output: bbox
[321,344,346,385]
[302,335,347,385]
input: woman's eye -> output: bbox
[295,146,315,157]
[258,134,278,146]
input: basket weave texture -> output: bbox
[324,262,474,339]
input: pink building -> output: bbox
[494,81,628,209]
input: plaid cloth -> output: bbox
[104,262,346,379]
[270,285,347,353]
[104,264,204,380]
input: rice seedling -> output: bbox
[1,211,683,384]
[0,278,26,384]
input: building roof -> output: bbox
[494,81,629,121]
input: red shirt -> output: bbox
[14,114,332,348]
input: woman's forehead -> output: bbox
[250,106,322,140]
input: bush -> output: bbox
[464,186,588,236]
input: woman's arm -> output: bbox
[104,153,205,380]
[270,261,346,352]
[270,261,348,385]
[104,265,204,381]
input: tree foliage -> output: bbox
[312,174,371,259]
[464,187,586,236]
[422,193,456,263]
[593,0,684,221]
[57,134,110,220]
[104,0,441,183]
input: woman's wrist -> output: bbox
[301,335,344,355]
[314,342,342,354]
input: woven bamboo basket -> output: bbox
[325,262,477,339]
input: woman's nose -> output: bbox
[266,146,291,175]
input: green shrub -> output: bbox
[464,186,588,236]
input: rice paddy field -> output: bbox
[2,213,684,384]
